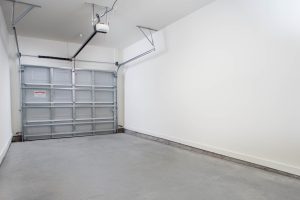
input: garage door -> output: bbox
[21,65,117,141]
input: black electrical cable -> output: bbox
[99,0,118,18]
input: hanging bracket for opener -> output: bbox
[118,26,158,68]
[5,0,41,27]
[137,26,157,47]
[6,0,41,60]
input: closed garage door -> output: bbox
[21,65,117,141]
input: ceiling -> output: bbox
[0,0,215,48]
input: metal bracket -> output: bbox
[85,2,110,25]
[5,0,41,26]
[137,26,157,47]
[118,26,158,68]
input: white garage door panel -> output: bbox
[76,90,92,102]
[24,67,50,84]
[95,107,114,119]
[76,71,92,86]
[21,65,117,141]
[95,72,115,86]
[53,69,72,85]
[53,90,72,102]
[53,108,73,120]
[26,108,51,121]
[76,108,92,119]
[95,91,114,102]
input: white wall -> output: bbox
[123,0,300,175]
[11,36,124,135]
[0,7,15,164]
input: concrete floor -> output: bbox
[0,134,300,200]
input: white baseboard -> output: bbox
[125,126,300,176]
[0,136,12,165]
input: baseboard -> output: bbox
[124,128,300,179]
[0,136,12,166]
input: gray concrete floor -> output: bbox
[0,134,300,200]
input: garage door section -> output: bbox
[21,65,117,141]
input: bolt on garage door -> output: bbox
[21,65,117,141]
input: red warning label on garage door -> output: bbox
[33,90,47,98]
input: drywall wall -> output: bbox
[0,7,14,164]
[10,36,124,135]
[123,0,300,175]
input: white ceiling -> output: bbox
[1,0,215,48]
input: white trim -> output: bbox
[0,136,12,165]
[125,126,300,176]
